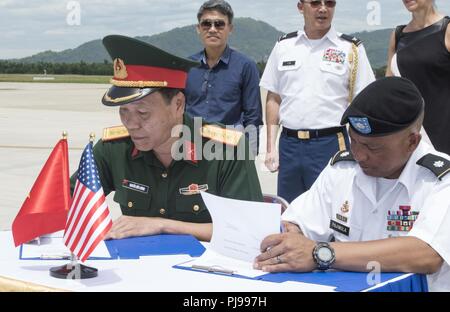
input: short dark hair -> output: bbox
[157,88,183,105]
[197,0,234,24]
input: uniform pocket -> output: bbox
[332,222,363,242]
[175,193,207,216]
[113,189,152,216]
[320,61,346,76]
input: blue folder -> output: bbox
[173,263,427,292]
[257,271,428,292]
[105,234,206,259]
[20,234,205,260]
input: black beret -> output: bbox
[341,77,424,136]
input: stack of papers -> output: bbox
[176,192,281,278]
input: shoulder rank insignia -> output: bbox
[331,150,355,166]
[278,31,298,42]
[340,33,362,46]
[102,125,130,142]
[416,153,450,180]
[201,125,243,146]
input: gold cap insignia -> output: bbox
[341,201,350,213]
[113,58,128,79]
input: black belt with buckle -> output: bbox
[282,126,345,140]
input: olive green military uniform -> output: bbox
[71,114,263,223]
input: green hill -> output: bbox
[9,18,392,69]
[15,18,283,64]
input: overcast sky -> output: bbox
[1,0,449,59]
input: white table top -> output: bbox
[0,231,337,292]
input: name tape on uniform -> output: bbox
[330,220,350,236]
[122,179,149,194]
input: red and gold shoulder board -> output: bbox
[102,125,130,142]
[201,125,242,146]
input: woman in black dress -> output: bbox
[386,0,450,154]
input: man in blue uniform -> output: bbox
[261,0,375,202]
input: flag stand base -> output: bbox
[49,263,98,279]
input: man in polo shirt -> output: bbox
[261,0,375,203]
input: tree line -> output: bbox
[0,60,113,76]
[0,60,385,79]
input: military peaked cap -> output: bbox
[101,35,199,106]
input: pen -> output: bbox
[191,264,235,275]
[40,254,71,260]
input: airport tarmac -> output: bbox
[0,82,277,231]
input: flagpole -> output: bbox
[66,132,79,276]
[49,132,98,280]
[65,130,71,259]
[63,131,79,268]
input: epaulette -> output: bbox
[416,153,450,180]
[331,150,355,166]
[201,125,243,146]
[102,125,130,142]
[278,31,298,42]
[340,33,362,46]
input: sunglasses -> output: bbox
[199,19,227,30]
[302,0,336,8]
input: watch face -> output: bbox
[318,246,333,262]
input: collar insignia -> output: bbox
[185,141,198,164]
[340,201,350,213]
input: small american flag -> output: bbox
[63,142,112,262]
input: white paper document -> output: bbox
[20,231,111,260]
[178,192,281,277]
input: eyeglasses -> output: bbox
[301,0,336,8]
[199,19,227,30]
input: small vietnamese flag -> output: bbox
[12,137,71,247]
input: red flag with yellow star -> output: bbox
[12,138,71,247]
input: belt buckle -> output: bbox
[298,131,310,140]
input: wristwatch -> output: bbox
[312,242,335,270]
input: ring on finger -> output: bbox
[276,255,282,264]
